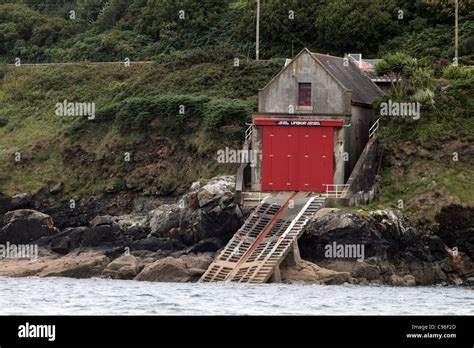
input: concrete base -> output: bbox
[280,242,303,268]
[269,265,282,283]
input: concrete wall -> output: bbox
[343,105,375,180]
[258,51,351,116]
[346,138,379,195]
[333,127,345,185]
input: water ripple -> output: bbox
[0,277,472,315]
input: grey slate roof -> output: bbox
[311,52,384,105]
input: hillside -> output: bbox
[375,64,474,224]
[0,0,472,228]
[0,48,283,203]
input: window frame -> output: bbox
[298,82,312,107]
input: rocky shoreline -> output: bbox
[0,176,473,286]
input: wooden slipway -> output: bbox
[199,191,325,283]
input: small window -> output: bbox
[298,83,311,107]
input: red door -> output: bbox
[262,125,334,192]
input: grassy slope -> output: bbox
[363,70,474,225]
[0,53,284,201]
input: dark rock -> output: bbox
[49,224,126,252]
[49,227,89,254]
[300,208,429,263]
[103,255,140,280]
[147,176,245,246]
[50,236,71,255]
[11,193,32,209]
[131,237,177,252]
[81,225,120,247]
[126,225,148,240]
[186,237,223,254]
[0,194,12,214]
[424,235,450,261]
[435,205,474,259]
[0,209,58,244]
[299,209,389,262]
[181,199,244,244]
[42,200,101,230]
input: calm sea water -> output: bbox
[0,277,472,315]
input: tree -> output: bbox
[375,52,418,95]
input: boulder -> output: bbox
[50,235,72,254]
[49,227,89,254]
[201,176,235,196]
[11,193,31,208]
[135,257,191,282]
[0,209,58,244]
[390,274,417,286]
[182,200,244,243]
[103,255,140,280]
[299,209,389,262]
[423,235,450,261]
[280,259,352,285]
[38,251,110,278]
[0,249,55,277]
[197,190,215,208]
[317,260,382,281]
[299,208,428,263]
[148,203,181,238]
[147,175,244,245]
[179,253,213,270]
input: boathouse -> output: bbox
[201,49,384,283]
[248,48,384,193]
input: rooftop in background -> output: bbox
[310,51,384,105]
[348,53,381,72]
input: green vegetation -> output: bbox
[0,1,472,63]
[0,47,282,197]
[0,0,472,224]
[373,56,474,223]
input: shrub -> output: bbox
[203,99,252,131]
[111,95,210,134]
[0,116,7,127]
[0,63,6,80]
